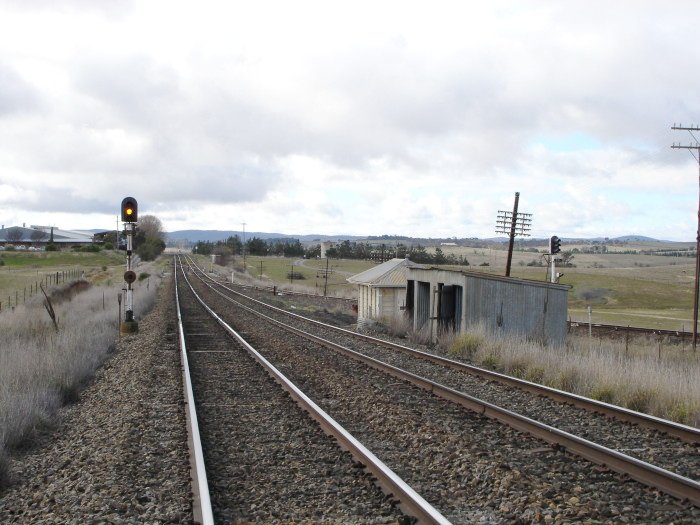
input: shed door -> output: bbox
[440,285,456,330]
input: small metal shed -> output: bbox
[406,266,569,345]
[347,258,419,324]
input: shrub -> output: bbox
[524,366,545,383]
[5,246,15,252]
[480,353,500,370]
[80,244,101,253]
[589,384,616,404]
[138,272,150,281]
[45,243,58,251]
[103,242,114,250]
[449,333,483,357]
[626,387,656,413]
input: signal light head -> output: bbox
[121,197,138,223]
[549,235,561,255]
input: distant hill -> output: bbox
[164,230,685,245]
[612,235,660,242]
[166,230,364,243]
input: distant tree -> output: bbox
[246,237,268,256]
[337,240,353,258]
[283,240,304,257]
[434,247,447,264]
[6,227,23,242]
[138,215,165,240]
[305,244,321,258]
[225,235,242,254]
[213,244,232,256]
[134,214,166,260]
[30,229,48,243]
[136,238,165,261]
[194,241,214,255]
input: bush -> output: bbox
[45,243,58,251]
[138,272,150,281]
[480,354,500,370]
[589,384,616,404]
[449,333,483,357]
[5,245,15,252]
[135,238,165,261]
[104,242,114,250]
[80,244,101,253]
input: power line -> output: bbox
[671,123,700,350]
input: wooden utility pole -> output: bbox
[672,124,700,350]
[495,192,532,277]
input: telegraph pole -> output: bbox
[495,192,532,276]
[672,124,700,350]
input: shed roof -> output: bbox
[0,226,94,244]
[347,258,419,287]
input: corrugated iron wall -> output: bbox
[407,268,568,345]
[463,275,567,345]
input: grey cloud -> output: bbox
[0,64,40,116]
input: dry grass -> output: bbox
[0,262,162,484]
[371,313,700,426]
[445,325,700,426]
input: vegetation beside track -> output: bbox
[0,259,163,485]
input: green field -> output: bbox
[0,250,127,310]
[192,254,373,297]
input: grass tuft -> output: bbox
[449,333,484,357]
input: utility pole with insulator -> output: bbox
[671,123,700,350]
[495,192,532,276]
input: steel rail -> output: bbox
[173,258,215,525]
[184,258,700,506]
[569,321,692,338]
[185,256,700,445]
[177,256,451,525]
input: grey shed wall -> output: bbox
[463,273,568,345]
[407,268,569,346]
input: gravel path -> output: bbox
[0,276,192,524]
[190,273,700,524]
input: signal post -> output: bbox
[120,197,139,334]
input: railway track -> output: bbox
[174,258,448,524]
[182,255,700,517]
[568,321,694,341]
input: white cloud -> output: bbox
[1,1,700,240]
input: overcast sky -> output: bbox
[1,1,699,240]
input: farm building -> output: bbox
[0,225,95,248]
[406,266,569,345]
[346,258,419,326]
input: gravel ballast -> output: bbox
[0,276,192,524]
[189,271,700,524]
